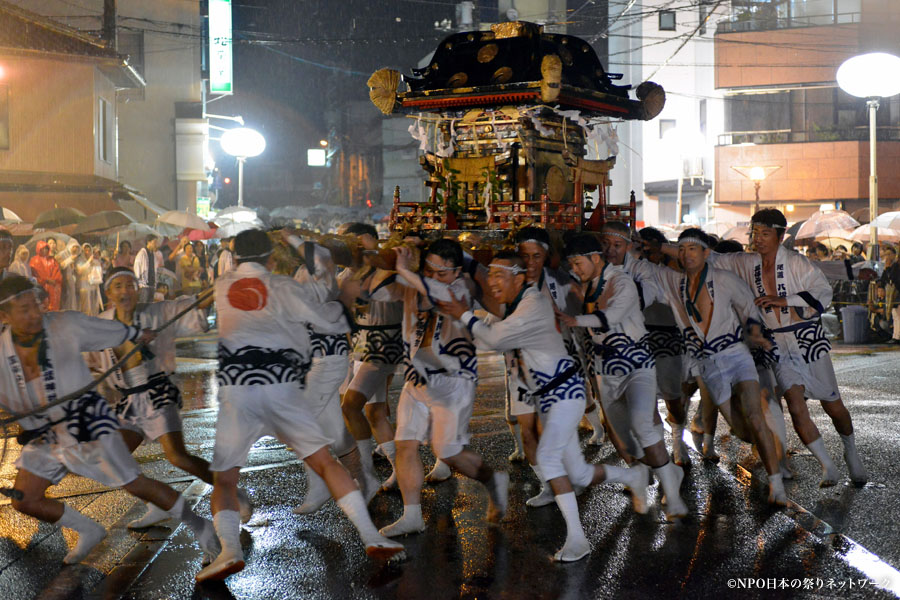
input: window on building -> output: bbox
[659,10,676,31]
[0,84,8,150]
[659,119,676,139]
[98,98,113,163]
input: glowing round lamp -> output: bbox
[220,127,266,158]
[837,53,900,99]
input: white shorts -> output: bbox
[395,374,476,459]
[346,361,395,405]
[117,394,182,442]
[655,354,683,401]
[17,433,142,488]
[535,398,586,481]
[682,355,699,383]
[211,382,334,472]
[774,354,840,402]
[596,367,660,453]
[305,356,354,457]
[697,346,759,407]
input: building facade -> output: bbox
[0,1,142,221]
[714,0,900,224]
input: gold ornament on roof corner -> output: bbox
[540,54,562,103]
[368,68,401,115]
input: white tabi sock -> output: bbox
[552,492,590,562]
[840,433,868,485]
[56,504,107,564]
[294,464,332,514]
[764,397,792,478]
[654,462,688,520]
[336,490,405,559]
[425,459,452,483]
[212,510,242,560]
[379,504,425,537]
[526,463,555,507]
[806,437,839,487]
[170,495,220,557]
[671,422,690,466]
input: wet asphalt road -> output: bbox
[2,337,900,599]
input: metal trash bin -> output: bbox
[841,305,869,344]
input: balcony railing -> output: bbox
[719,126,900,146]
[716,11,860,34]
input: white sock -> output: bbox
[336,490,385,547]
[357,439,376,477]
[807,437,839,484]
[128,501,170,529]
[379,504,425,537]
[380,440,396,464]
[553,492,590,561]
[170,495,219,555]
[295,464,332,514]
[213,510,242,559]
[840,433,868,483]
[56,504,107,564]
[526,463,554,507]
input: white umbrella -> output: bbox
[0,207,22,222]
[722,225,749,243]
[270,206,308,220]
[216,220,263,238]
[103,223,158,243]
[850,224,900,244]
[870,211,900,230]
[795,210,859,240]
[157,210,210,231]
[213,206,258,225]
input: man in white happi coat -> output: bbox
[704,209,866,487]
[601,221,692,466]
[438,250,647,562]
[559,234,689,521]
[643,229,788,505]
[282,231,380,514]
[0,275,219,566]
[341,222,403,491]
[512,227,608,507]
[373,239,509,537]
[92,267,252,528]
[198,230,403,582]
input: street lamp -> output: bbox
[731,165,781,216]
[837,52,900,261]
[220,127,266,207]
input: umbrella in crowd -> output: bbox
[0,221,34,236]
[722,225,749,243]
[33,207,86,230]
[188,225,218,241]
[270,206,307,220]
[0,207,22,222]
[849,224,900,244]
[216,220,262,238]
[103,223,159,244]
[25,231,75,253]
[157,210,210,231]
[214,206,259,225]
[794,210,859,240]
[72,210,135,236]
[870,211,900,230]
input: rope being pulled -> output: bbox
[0,287,216,501]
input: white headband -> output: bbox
[489,262,526,275]
[602,230,632,243]
[677,236,709,249]
[103,271,137,291]
[234,249,273,261]
[517,239,549,251]
[424,258,458,272]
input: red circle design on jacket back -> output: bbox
[227,277,268,311]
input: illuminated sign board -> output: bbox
[307,148,326,166]
[209,0,233,94]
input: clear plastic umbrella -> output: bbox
[795,210,859,240]
[157,210,210,231]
